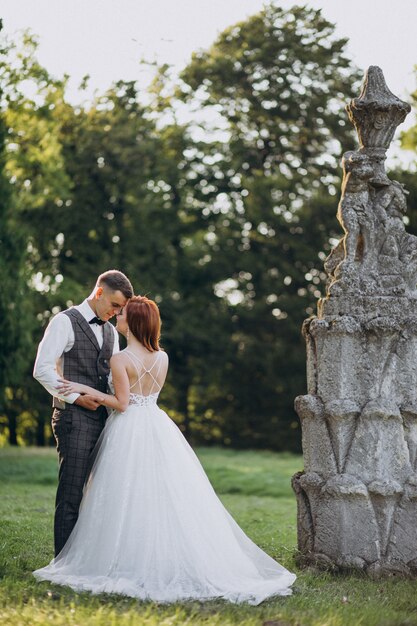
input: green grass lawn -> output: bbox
[1,446,417,625]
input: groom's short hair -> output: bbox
[97,270,133,299]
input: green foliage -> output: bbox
[2,447,417,625]
[0,23,36,444]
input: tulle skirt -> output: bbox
[34,403,296,604]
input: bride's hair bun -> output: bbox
[126,296,161,352]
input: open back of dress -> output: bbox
[124,349,166,406]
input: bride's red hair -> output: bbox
[126,296,161,352]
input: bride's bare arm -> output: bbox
[58,353,130,412]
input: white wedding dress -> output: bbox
[34,350,296,604]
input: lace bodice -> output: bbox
[128,392,159,407]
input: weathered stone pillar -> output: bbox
[292,66,417,576]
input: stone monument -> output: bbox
[292,66,417,576]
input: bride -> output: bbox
[34,296,296,604]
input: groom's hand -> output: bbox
[74,395,101,411]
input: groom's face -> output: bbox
[95,287,128,322]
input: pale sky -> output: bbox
[1,0,417,161]
[2,0,417,98]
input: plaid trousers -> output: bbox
[52,404,107,556]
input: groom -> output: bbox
[34,270,133,555]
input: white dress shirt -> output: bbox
[33,300,120,405]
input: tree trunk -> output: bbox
[178,379,190,441]
[36,413,45,446]
[7,407,18,446]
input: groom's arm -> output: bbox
[33,313,80,405]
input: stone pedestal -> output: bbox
[293,67,417,576]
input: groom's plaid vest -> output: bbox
[52,308,114,416]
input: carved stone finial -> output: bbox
[345,66,411,188]
[347,66,411,151]
[319,67,415,309]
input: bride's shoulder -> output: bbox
[110,351,130,365]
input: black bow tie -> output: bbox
[89,316,105,326]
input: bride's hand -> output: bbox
[57,378,90,396]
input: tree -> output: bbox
[176,4,362,449]
[0,24,35,444]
